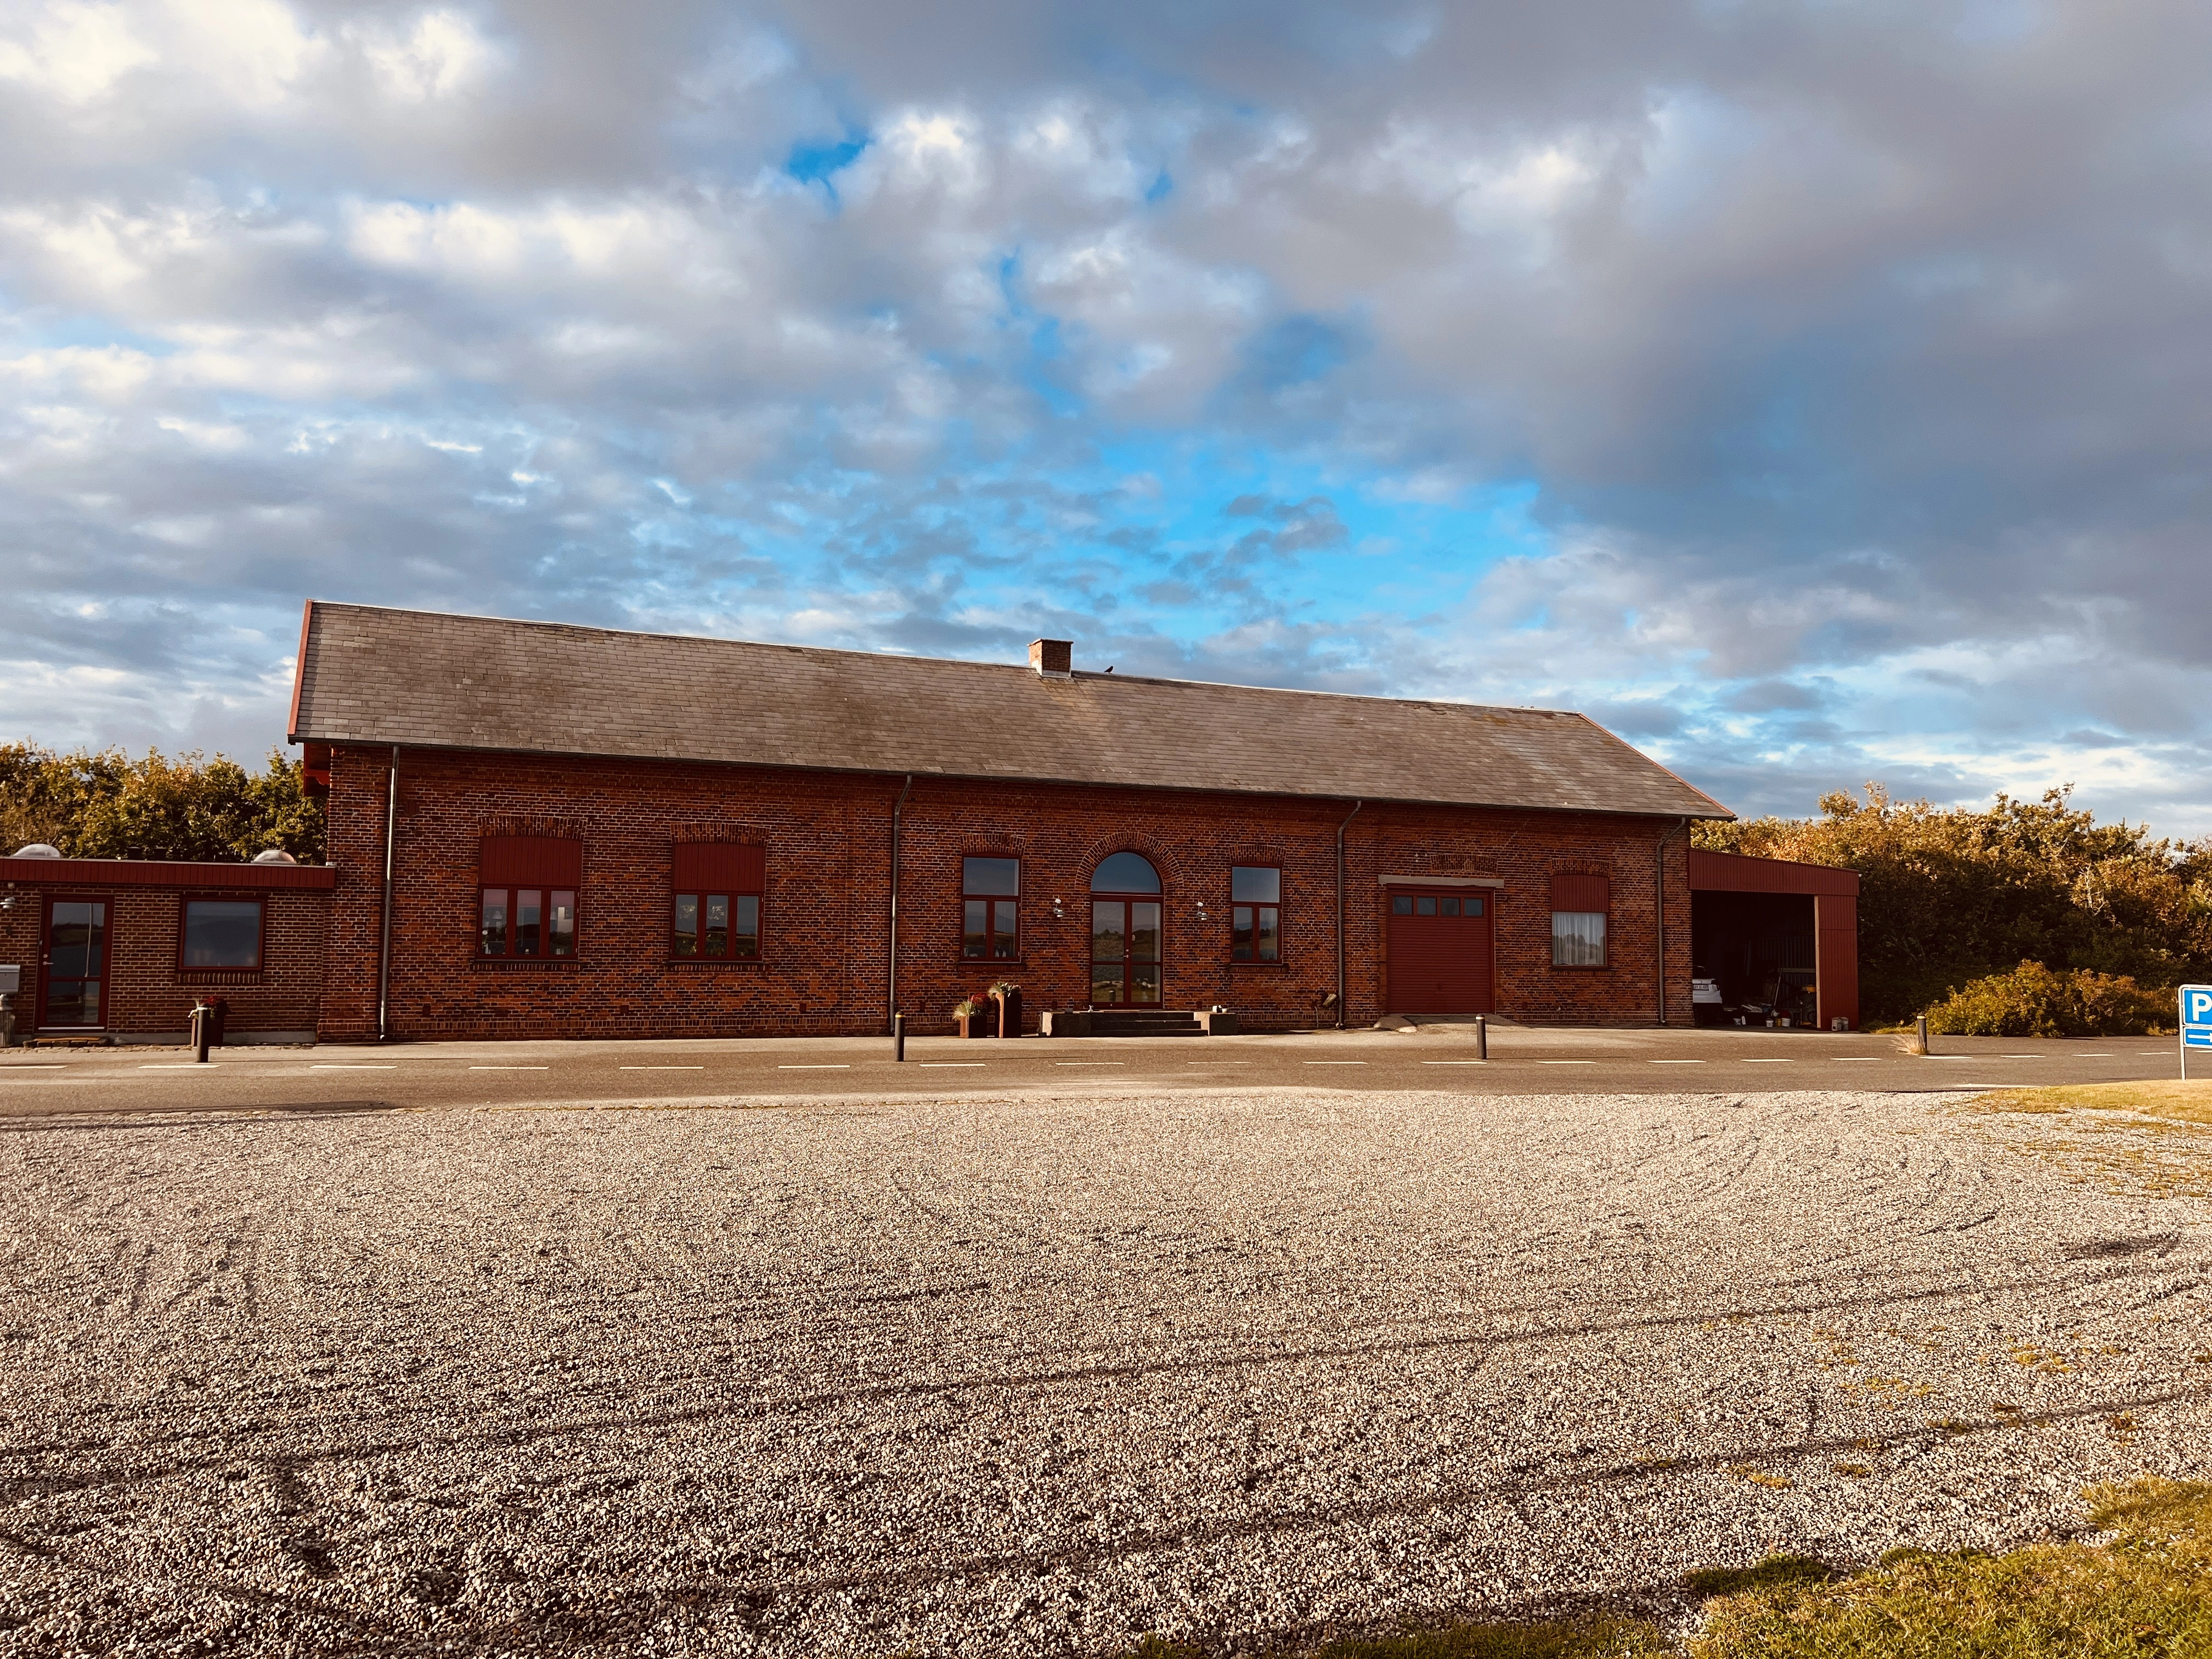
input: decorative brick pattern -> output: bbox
[319,746,1696,1041]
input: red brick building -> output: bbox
[283,601,1784,1041]
[0,853,333,1043]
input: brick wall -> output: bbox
[321,745,1696,1041]
[0,877,328,1041]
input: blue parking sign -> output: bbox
[2183,986,2212,1076]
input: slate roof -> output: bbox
[287,601,1732,820]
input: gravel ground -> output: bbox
[2,1086,2208,1658]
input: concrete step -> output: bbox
[1042,1009,1212,1037]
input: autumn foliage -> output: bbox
[1694,785,2212,1028]
[0,743,324,866]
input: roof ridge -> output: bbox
[305,599,1567,721]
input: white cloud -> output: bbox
[351,8,498,103]
[154,0,325,110]
[3,0,2211,833]
[0,1,153,102]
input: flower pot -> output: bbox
[991,989,1022,1037]
[955,1012,988,1038]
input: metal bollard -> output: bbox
[193,1003,212,1064]
[1475,1014,1487,1061]
[893,1011,905,1063]
[0,992,15,1050]
[1914,1014,1928,1057]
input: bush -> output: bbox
[1924,961,2172,1037]
[0,742,322,864]
[1694,784,2212,1025]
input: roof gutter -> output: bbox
[376,746,398,1043]
[1335,800,1363,1029]
[886,774,913,1034]
[279,737,1729,823]
[1656,816,1688,1026]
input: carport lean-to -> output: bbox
[1688,848,1859,1031]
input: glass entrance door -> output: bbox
[1091,899,1162,1005]
[41,898,109,1029]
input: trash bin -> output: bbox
[193,995,230,1047]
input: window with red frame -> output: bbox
[180,897,264,969]
[672,843,765,960]
[479,837,582,958]
[1231,865,1281,961]
[961,856,1019,960]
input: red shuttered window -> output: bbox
[1549,872,1610,968]
[479,838,581,959]
[673,843,765,961]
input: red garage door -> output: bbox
[1386,889,1494,1014]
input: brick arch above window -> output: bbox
[478,816,588,842]
[1070,831,1185,890]
[1220,843,1296,871]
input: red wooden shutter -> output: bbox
[672,843,765,891]
[479,837,583,885]
[1549,873,1611,912]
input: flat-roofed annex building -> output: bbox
[285,600,1841,1041]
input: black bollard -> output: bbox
[894,1011,905,1063]
[192,1004,212,1064]
[1915,1014,1929,1057]
[1476,1014,1487,1061]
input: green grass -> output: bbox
[1116,1480,2212,1659]
[1691,1478,2212,1656]
[1963,1081,2212,1197]
[1121,1617,1671,1659]
[1970,1080,2212,1126]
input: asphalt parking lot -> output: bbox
[0,1023,2189,1119]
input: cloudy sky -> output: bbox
[3,0,2209,828]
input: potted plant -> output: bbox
[953,998,986,1039]
[989,979,1022,1038]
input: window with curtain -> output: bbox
[1549,872,1610,968]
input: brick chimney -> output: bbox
[1029,638,1072,678]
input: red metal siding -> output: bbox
[1385,894,1494,1014]
[1549,873,1611,911]
[1815,893,1859,1030]
[672,843,765,891]
[479,837,583,885]
[0,856,334,890]
[1688,848,1858,896]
